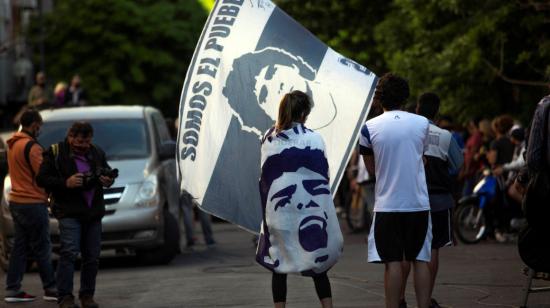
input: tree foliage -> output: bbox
[31,0,549,122]
[277,0,550,123]
[31,0,208,116]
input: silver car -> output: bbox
[0,106,181,269]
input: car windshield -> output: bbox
[38,119,150,160]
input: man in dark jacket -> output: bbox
[37,121,115,308]
[515,96,550,273]
[516,96,550,201]
[525,96,550,174]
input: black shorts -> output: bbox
[431,208,453,249]
[367,211,432,263]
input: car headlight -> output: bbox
[135,174,159,207]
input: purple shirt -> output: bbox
[74,154,95,208]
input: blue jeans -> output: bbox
[6,203,56,292]
[178,194,214,245]
[57,218,101,298]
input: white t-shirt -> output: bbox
[359,110,430,212]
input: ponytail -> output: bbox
[275,90,312,133]
[276,93,293,132]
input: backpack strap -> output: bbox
[51,143,59,157]
[50,143,61,175]
[23,140,37,180]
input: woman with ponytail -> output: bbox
[256,90,343,308]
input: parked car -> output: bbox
[0,106,180,270]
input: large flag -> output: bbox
[177,0,377,232]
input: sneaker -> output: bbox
[79,295,98,308]
[429,298,442,308]
[510,218,527,230]
[206,239,216,246]
[495,231,507,243]
[44,289,58,301]
[399,299,407,308]
[59,295,80,308]
[4,291,36,303]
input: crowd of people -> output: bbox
[27,72,88,109]
[9,71,88,128]
[255,74,466,308]
[345,95,530,244]
[2,69,548,308]
[333,73,547,308]
[459,114,527,241]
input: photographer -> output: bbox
[37,121,116,308]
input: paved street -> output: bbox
[1,221,549,308]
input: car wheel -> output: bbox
[137,210,180,265]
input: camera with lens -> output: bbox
[82,168,119,188]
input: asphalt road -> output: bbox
[1,221,549,308]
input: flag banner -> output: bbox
[177,0,377,232]
[256,125,344,275]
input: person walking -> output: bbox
[53,82,68,108]
[516,95,550,273]
[256,90,343,308]
[4,109,57,303]
[27,71,51,108]
[168,118,216,249]
[37,122,116,308]
[65,75,88,106]
[179,191,216,248]
[459,117,483,196]
[359,73,432,308]
[399,93,464,308]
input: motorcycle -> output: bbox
[454,169,523,244]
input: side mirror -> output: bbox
[158,141,176,161]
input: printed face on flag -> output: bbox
[177,0,377,232]
[266,167,332,267]
[255,63,309,120]
[225,47,337,133]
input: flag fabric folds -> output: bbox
[177,0,377,232]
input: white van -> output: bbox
[0,106,181,269]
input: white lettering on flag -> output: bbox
[177,0,377,232]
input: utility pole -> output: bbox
[38,0,45,73]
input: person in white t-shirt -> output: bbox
[359,73,432,308]
[400,93,464,308]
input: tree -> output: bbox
[375,0,550,122]
[276,0,391,75]
[30,0,208,116]
[277,0,550,123]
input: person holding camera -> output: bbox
[37,121,116,308]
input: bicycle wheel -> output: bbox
[454,202,486,244]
